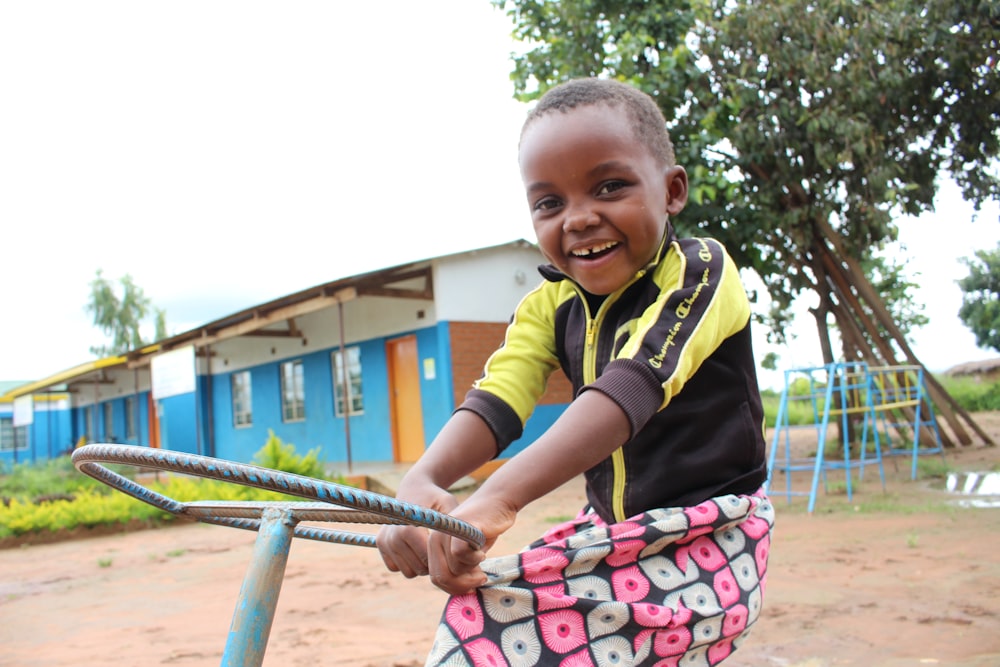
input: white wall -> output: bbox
[208,291,436,373]
[71,368,152,408]
[434,242,546,322]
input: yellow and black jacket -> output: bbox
[459,228,768,524]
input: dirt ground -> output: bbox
[2,413,1000,667]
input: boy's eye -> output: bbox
[533,196,562,212]
[597,180,627,196]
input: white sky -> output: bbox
[2,1,998,390]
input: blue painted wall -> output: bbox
[69,390,153,447]
[158,392,199,454]
[211,335,418,465]
[0,398,74,468]
[149,322,569,468]
[1,323,567,472]
[416,323,455,445]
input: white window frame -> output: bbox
[0,417,29,452]
[332,346,364,417]
[104,402,115,441]
[232,370,253,428]
[280,360,306,423]
[85,406,95,442]
[124,396,137,439]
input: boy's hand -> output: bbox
[377,484,458,578]
[426,494,518,596]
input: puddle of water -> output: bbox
[943,472,1000,508]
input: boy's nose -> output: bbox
[562,206,600,232]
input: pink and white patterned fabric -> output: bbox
[425,491,773,666]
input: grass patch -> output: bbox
[935,375,1000,412]
[817,494,956,516]
[915,457,952,480]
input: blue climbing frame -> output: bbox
[765,362,944,512]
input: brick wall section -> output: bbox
[449,321,574,408]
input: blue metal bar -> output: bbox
[221,507,296,667]
[70,444,488,664]
[71,444,485,549]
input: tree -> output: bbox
[493,0,999,445]
[958,243,1000,353]
[496,0,997,341]
[696,0,998,353]
[86,269,167,357]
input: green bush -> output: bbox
[253,430,327,479]
[0,432,338,541]
[1,487,165,536]
[0,455,109,497]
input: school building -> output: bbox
[0,240,573,472]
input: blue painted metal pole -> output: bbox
[221,507,296,667]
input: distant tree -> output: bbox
[86,270,167,357]
[958,244,1000,353]
[760,351,780,372]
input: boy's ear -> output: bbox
[664,166,688,215]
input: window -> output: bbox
[85,406,95,442]
[332,347,364,416]
[232,370,253,427]
[0,417,28,452]
[104,402,115,441]
[280,360,306,422]
[124,396,137,439]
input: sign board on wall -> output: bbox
[151,345,197,400]
[12,395,33,427]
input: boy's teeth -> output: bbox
[572,242,617,257]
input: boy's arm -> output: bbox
[471,388,630,511]
[397,409,499,493]
[426,388,631,595]
[376,409,498,578]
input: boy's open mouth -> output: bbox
[571,241,619,260]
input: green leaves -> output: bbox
[958,243,1000,353]
[85,269,163,358]
[252,430,327,479]
[497,0,1000,351]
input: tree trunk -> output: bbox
[809,217,994,447]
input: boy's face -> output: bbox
[519,103,687,296]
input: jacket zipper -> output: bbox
[569,235,669,524]
[578,283,637,524]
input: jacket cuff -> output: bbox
[457,389,525,454]
[582,358,663,438]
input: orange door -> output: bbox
[386,335,426,463]
[147,394,161,448]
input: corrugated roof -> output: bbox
[0,356,129,401]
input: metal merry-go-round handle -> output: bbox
[71,443,485,549]
[72,443,486,667]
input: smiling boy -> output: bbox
[379,78,772,666]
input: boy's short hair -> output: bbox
[522,78,676,166]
